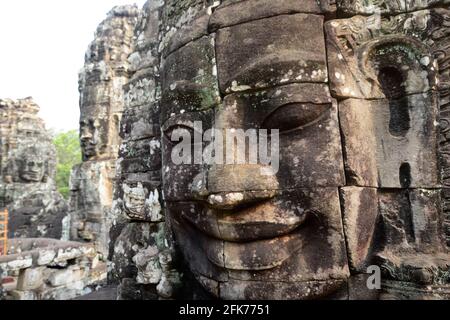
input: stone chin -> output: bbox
[168,198,347,300]
[81,142,99,159]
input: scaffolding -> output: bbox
[0,209,7,256]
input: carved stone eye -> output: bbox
[262,103,331,133]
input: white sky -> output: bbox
[0,0,147,132]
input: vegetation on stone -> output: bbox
[53,130,81,199]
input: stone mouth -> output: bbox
[21,171,41,179]
[181,200,308,242]
[203,231,304,271]
[180,201,308,271]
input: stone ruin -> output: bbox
[4,0,450,301]
[69,5,140,261]
[0,239,103,300]
[104,0,450,300]
[0,99,105,300]
[0,98,68,240]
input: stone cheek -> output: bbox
[339,94,440,188]
[328,7,450,298]
[69,160,116,259]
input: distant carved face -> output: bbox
[80,117,106,160]
[18,151,46,183]
[161,13,349,299]
[123,183,147,218]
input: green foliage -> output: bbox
[52,130,81,199]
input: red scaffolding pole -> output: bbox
[0,209,7,256]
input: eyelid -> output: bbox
[262,102,331,133]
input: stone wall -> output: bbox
[69,5,140,260]
[108,1,183,300]
[0,98,68,239]
[0,238,104,300]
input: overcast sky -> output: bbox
[0,0,147,132]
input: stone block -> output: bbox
[161,35,220,125]
[9,290,37,300]
[339,94,439,188]
[48,267,85,287]
[216,14,327,94]
[209,0,336,31]
[17,267,45,291]
[340,187,379,272]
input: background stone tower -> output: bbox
[69,5,140,261]
[0,97,68,239]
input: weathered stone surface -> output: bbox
[220,279,347,300]
[348,274,381,300]
[69,160,116,258]
[107,0,450,301]
[70,5,139,263]
[161,35,220,124]
[9,290,36,300]
[47,266,86,287]
[0,239,104,300]
[325,10,448,100]
[16,267,44,291]
[0,98,68,239]
[78,6,139,162]
[337,0,407,16]
[216,14,328,94]
[210,83,344,190]
[339,93,439,188]
[340,187,379,272]
[109,223,164,283]
[169,188,349,298]
[209,0,336,31]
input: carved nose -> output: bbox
[80,130,92,140]
[191,164,279,210]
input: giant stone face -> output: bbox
[156,0,450,299]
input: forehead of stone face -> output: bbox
[210,0,336,31]
[17,145,47,165]
[215,13,328,95]
[161,35,220,125]
[80,104,109,123]
[80,79,113,105]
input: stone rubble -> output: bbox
[0,238,105,300]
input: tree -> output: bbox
[53,130,81,199]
